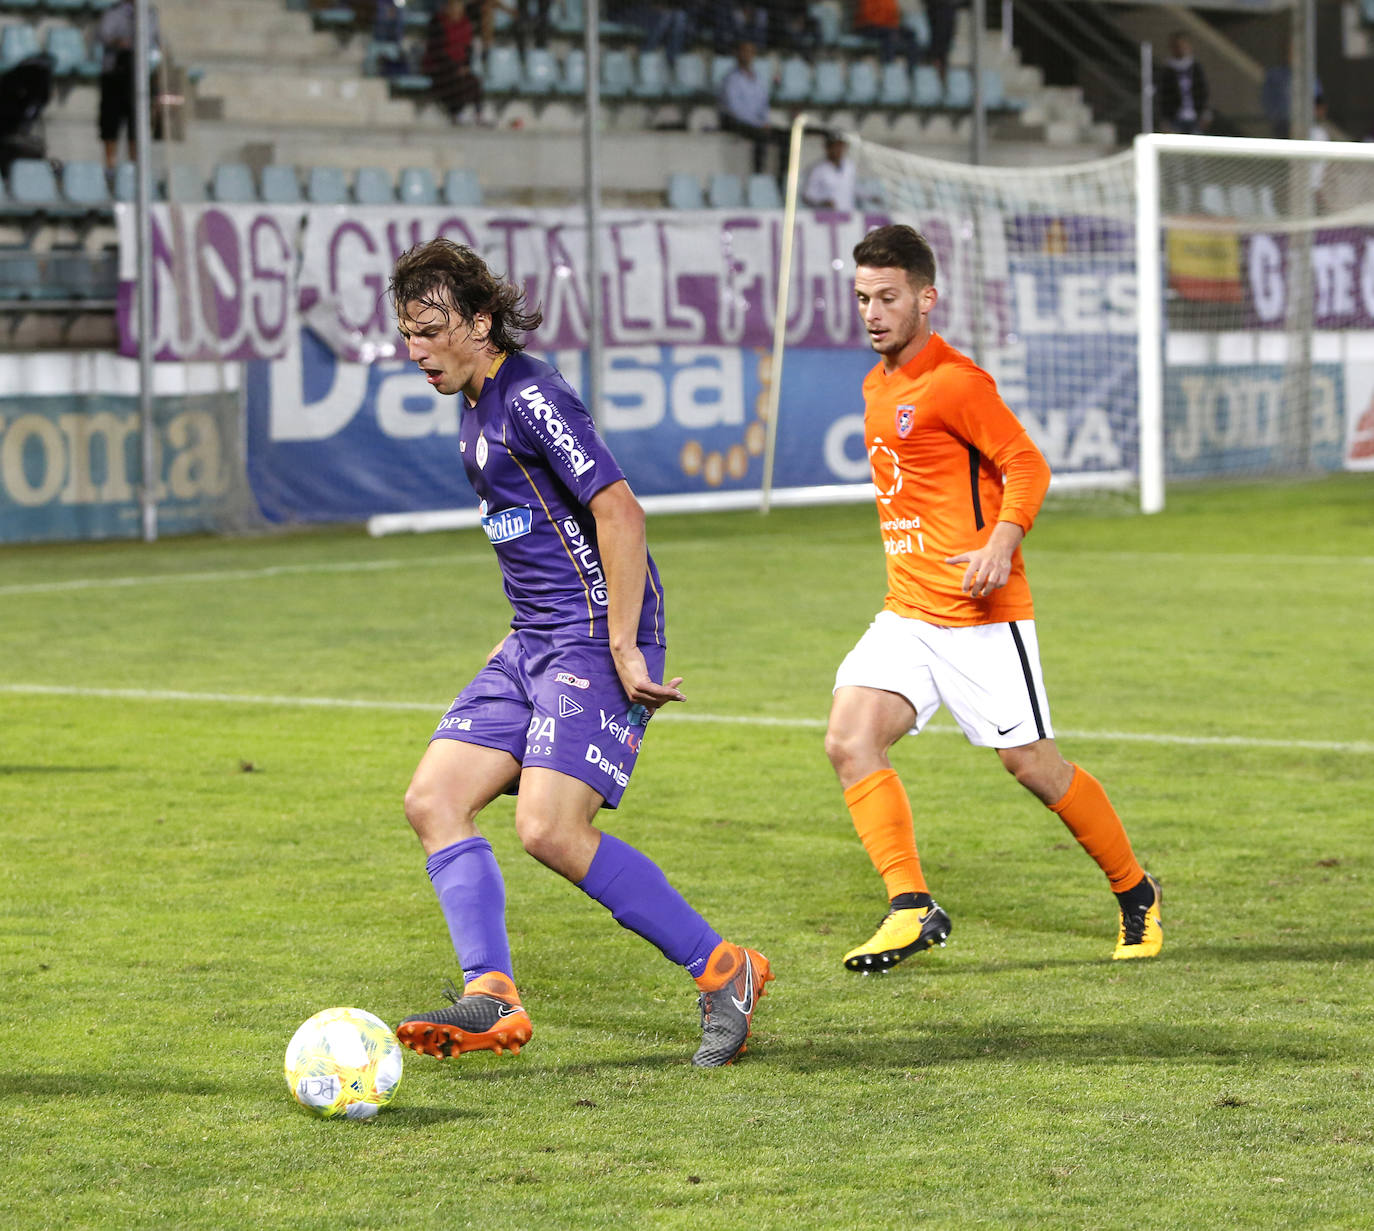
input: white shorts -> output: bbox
[833,610,1055,749]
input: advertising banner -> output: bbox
[0,391,238,543]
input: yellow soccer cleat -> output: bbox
[843,903,951,973]
[1112,874,1163,960]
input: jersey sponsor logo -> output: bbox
[560,516,609,606]
[558,695,584,718]
[869,437,903,507]
[437,716,473,731]
[584,742,630,788]
[518,384,596,477]
[526,714,556,757]
[475,433,489,469]
[555,671,590,689]
[896,405,915,437]
[481,504,533,545]
[599,709,643,752]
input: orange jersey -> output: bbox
[862,332,1051,626]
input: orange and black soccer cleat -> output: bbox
[396,971,533,1058]
[692,944,773,1068]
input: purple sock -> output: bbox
[577,832,721,977]
[425,836,514,984]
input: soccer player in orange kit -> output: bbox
[825,224,1162,971]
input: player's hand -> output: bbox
[946,545,1013,597]
[612,646,686,711]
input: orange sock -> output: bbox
[694,940,743,991]
[844,768,928,899]
[1049,765,1144,893]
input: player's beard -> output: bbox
[870,300,926,358]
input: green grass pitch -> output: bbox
[1,475,1371,1229]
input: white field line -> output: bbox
[1,547,1371,598]
[1,683,1369,755]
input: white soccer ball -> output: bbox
[283,1007,404,1120]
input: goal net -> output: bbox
[776,127,1374,513]
[1137,133,1374,505]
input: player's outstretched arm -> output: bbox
[588,480,686,710]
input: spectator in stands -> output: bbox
[634,0,692,69]
[1157,31,1211,135]
[802,132,857,211]
[513,0,553,56]
[853,0,919,69]
[717,40,788,179]
[425,0,486,125]
[703,0,768,55]
[772,0,822,62]
[924,0,955,88]
[96,0,161,172]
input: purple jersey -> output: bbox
[460,352,665,646]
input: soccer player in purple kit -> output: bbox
[387,238,772,1068]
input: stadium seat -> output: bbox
[665,171,703,209]
[260,164,302,204]
[846,59,879,107]
[313,6,356,33]
[112,160,136,203]
[0,0,40,11]
[442,168,482,206]
[633,48,669,99]
[810,0,842,45]
[353,166,394,205]
[398,166,438,206]
[600,48,633,98]
[558,47,585,95]
[746,173,782,209]
[904,4,930,49]
[878,60,910,107]
[210,162,256,202]
[912,64,942,107]
[306,165,348,205]
[165,163,207,202]
[481,44,521,94]
[44,0,89,10]
[7,158,59,207]
[44,24,99,79]
[60,160,110,208]
[944,66,973,108]
[553,0,582,33]
[671,51,707,99]
[0,247,40,300]
[524,47,557,95]
[811,59,846,106]
[980,68,1005,109]
[706,172,743,209]
[0,22,40,70]
[773,55,812,105]
[709,53,734,91]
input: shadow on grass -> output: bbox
[0,765,119,775]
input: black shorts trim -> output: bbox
[1008,621,1047,741]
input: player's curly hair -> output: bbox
[852,225,937,289]
[389,237,543,353]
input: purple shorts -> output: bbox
[431,630,663,809]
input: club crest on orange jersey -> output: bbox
[896,405,915,437]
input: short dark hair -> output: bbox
[852,224,937,288]
[389,237,543,354]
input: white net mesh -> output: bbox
[851,138,1140,506]
[1152,138,1374,482]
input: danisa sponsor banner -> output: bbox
[0,393,236,543]
[244,329,876,523]
[117,205,889,363]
